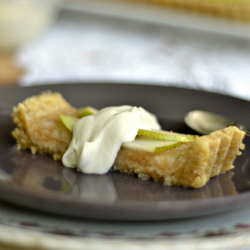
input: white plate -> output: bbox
[1,199,250,249]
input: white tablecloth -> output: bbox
[16,8,250,101]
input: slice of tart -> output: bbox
[115,126,244,188]
[11,92,245,188]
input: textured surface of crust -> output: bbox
[114,126,245,188]
[12,92,245,188]
[12,92,78,160]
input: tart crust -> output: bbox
[12,92,77,160]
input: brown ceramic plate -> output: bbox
[0,83,250,221]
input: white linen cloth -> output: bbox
[16,9,250,100]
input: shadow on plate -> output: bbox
[0,150,239,203]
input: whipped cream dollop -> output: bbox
[62,105,161,174]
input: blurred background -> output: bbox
[1,0,250,100]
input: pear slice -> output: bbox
[137,129,198,142]
[77,106,98,117]
[61,106,98,132]
[60,114,79,132]
[122,137,180,153]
